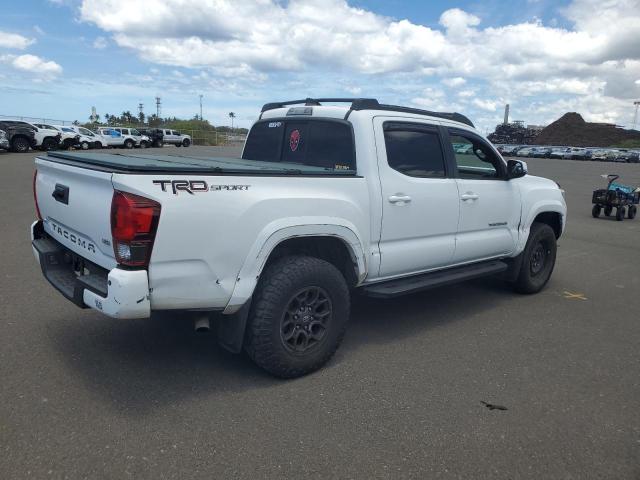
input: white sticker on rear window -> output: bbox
[268,122,282,128]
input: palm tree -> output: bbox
[228,112,236,130]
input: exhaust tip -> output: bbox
[194,317,210,334]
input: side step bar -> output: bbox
[361,260,508,298]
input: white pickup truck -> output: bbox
[31,98,566,378]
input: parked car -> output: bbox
[31,97,566,378]
[532,147,552,158]
[160,128,191,147]
[137,128,164,148]
[549,147,567,159]
[500,145,520,156]
[0,129,9,150]
[64,126,109,149]
[0,121,37,152]
[33,124,79,150]
[0,120,59,152]
[562,147,589,160]
[589,149,609,162]
[516,147,535,157]
[96,127,150,148]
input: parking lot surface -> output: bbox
[1,147,639,479]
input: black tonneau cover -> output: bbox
[45,151,356,176]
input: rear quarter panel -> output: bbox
[111,173,371,311]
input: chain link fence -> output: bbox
[0,114,75,126]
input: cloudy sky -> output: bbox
[0,0,639,132]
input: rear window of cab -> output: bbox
[242,119,356,171]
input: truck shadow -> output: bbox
[49,277,513,416]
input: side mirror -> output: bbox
[507,159,527,179]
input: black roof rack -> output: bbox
[260,98,474,127]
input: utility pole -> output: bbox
[155,96,162,118]
[633,101,640,130]
[199,94,203,121]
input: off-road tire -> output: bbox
[628,205,637,219]
[604,205,612,216]
[616,207,625,221]
[591,204,601,218]
[513,222,557,294]
[182,138,191,147]
[11,137,30,153]
[244,255,350,378]
[124,139,134,149]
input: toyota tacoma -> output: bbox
[31,98,566,378]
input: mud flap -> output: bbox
[217,300,251,353]
[503,252,524,283]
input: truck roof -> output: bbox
[259,98,475,128]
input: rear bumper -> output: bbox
[31,221,150,319]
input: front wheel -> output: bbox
[513,222,557,294]
[11,137,30,153]
[244,255,350,378]
[124,139,134,149]
[592,204,601,218]
[80,141,89,150]
[182,138,191,147]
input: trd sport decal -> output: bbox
[153,180,250,195]
[289,129,300,152]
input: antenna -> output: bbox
[155,95,162,118]
[138,102,144,115]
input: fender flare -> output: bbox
[516,200,565,252]
[223,219,367,314]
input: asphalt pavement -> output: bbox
[1,147,639,479]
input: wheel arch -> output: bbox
[223,222,367,314]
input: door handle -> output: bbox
[388,194,412,204]
[460,192,479,201]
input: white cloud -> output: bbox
[93,36,108,49]
[442,77,466,88]
[0,30,35,49]
[472,98,498,112]
[7,54,63,79]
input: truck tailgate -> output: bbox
[35,157,117,270]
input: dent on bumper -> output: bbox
[83,268,150,319]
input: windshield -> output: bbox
[242,119,355,172]
[78,128,94,136]
[130,129,140,136]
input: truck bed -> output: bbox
[46,151,357,176]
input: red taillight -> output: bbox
[110,191,161,267]
[33,170,42,221]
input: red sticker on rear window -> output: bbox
[289,129,300,152]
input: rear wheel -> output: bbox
[80,141,89,150]
[628,205,637,219]
[592,204,601,218]
[124,139,134,149]
[11,137,30,153]
[245,255,350,378]
[616,207,626,221]
[513,222,557,294]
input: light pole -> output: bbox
[633,101,640,130]
[199,94,203,121]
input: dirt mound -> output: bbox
[533,112,640,147]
